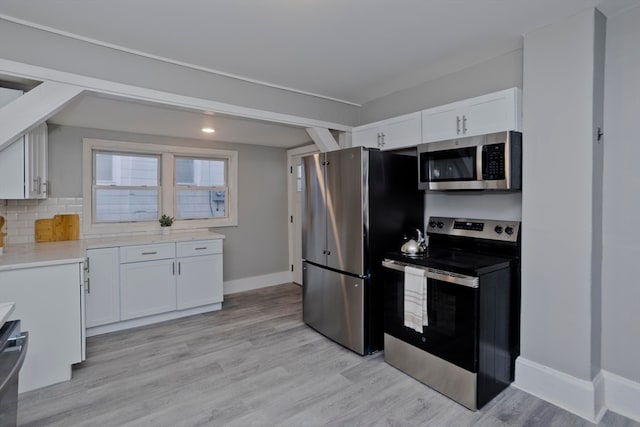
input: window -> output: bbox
[175,157,227,219]
[83,139,238,235]
[93,152,160,223]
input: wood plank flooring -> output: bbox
[17,283,639,427]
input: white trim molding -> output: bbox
[0,81,83,151]
[224,271,292,295]
[514,357,607,423]
[602,370,640,423]
[0,58,353,133]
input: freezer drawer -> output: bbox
[302,262,364,355]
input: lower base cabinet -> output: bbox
[85,238,224,330]
[85,247,120,328]
[0,262,84,392]
[177,254,223,310]
[120,258,177,320]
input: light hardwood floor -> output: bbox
[18,283,639,427]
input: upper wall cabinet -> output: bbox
[0,123,48,199]
[352,111,421,150]
[421,88,522,143]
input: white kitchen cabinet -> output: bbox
[0,122,48,199]
[85,238,224,332]
[120,258,177,320]
[119,242,177,321]
[176,239,223,310]
[85,247,120,328]
[0,261,84,392]
[352,111,421,150]
[421,88,522,143]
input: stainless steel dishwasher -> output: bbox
[0,320,29,427]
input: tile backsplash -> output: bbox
[0,198,83,244]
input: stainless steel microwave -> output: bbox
[417,131,522,191]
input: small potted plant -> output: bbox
[159,214,175,235]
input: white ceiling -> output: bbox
[1,0,638,147]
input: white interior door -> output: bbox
[288,145,318,285]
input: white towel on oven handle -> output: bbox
[404,265,428,333]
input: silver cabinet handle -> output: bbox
[194,247,207,250]
[380,132,385,147]
[141,251,157,255]
[86,277,90,294]
[462,115,468,133]
[178,262,181,275]
[172,262,175,275]
[456,116,461,134]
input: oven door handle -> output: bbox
[382,260,479,288]
[0,332,29,396]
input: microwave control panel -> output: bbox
[482,143,505,180]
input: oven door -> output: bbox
[382,260,478,372]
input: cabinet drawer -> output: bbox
[177,239,222,257]
[119,243,175,263]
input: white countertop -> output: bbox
[0,230,225,271]
[0,302,15,329]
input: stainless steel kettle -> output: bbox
[401,228,426,254]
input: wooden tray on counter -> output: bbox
[35,214,80,242]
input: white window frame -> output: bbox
[83,138,238,236]
[174,155,229,220]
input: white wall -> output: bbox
[359,49,523,124]
[520,8,603,383]
[46,125,289,283]
[602,4,640,383]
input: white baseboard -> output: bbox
[603,370,640,422]
[224,270,292,295]
[514,357,606,423]
[87,303,222,337]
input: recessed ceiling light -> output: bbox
[201,127,215,134]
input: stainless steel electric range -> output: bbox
[382,216,521,410]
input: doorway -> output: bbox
[287,145,318,285]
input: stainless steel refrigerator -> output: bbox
[302,146,423,355]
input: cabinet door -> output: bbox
[176,254,223,310]
[352,126,381,148]
[382,112,421,150]
[25,123,48,199]
[86,247,120,328]
[120,259,176,320]
[459,89,516,138]
[422,105,460,143]
[0,137,26,199]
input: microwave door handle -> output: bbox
[477,145,484,181]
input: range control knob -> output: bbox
[505,226,514,235]
[429,221,437,228]
[494,225,503,234]
[437,221,444,229]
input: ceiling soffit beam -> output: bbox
[0,81,84,152]
[306,127,340,152]
[0,58,353,135]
